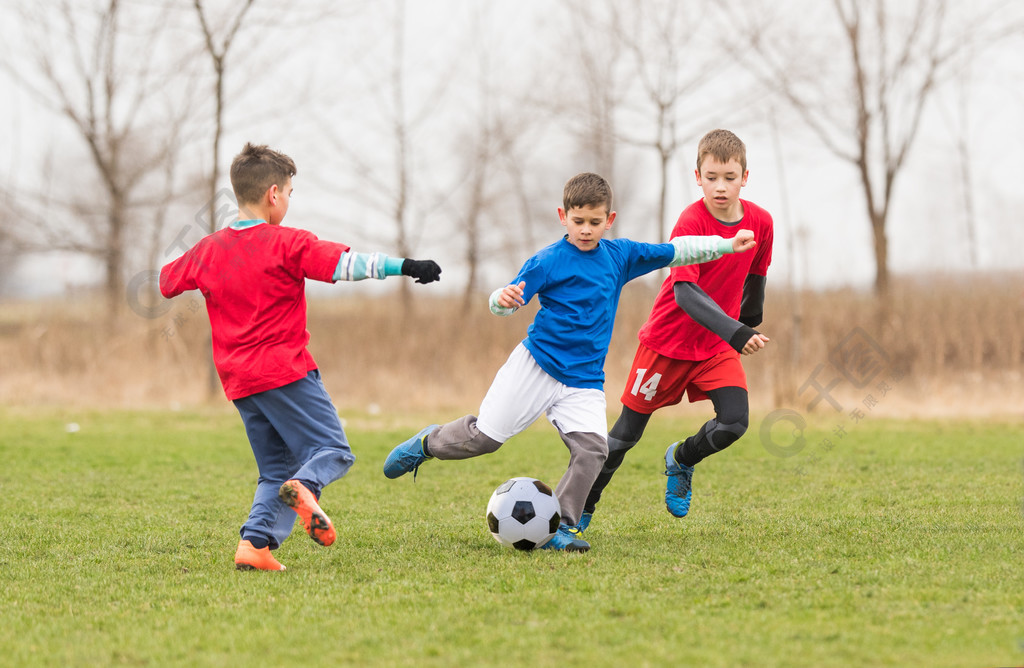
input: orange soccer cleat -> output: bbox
[279,479,336,547]
[234,539,286,571]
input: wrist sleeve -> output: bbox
[728,324,759,352]
[334,251,396,281]
[669,235,728,267]
[488,287,517,316]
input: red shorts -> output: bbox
[620,343,747,413]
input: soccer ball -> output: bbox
[485,477,561,550]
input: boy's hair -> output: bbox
[230,143,297,205]
[696,129,747,173]
[563,172,613,214]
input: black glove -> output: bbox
[401,259,441,284]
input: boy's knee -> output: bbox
[566,431,608,465]
[709,388,749,449]
[470,431,502,455]
[606,435,635,455]
[327,444,356,466]
[707,416,747,450]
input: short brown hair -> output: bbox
[696,129,746,173]
[562,172,613,214]
[230,143,297,205]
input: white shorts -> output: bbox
[476,343,608,443]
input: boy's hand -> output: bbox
[741,333,770,355]
[497,282,526,309]
[402,259,442,284]
[732,230,756,253]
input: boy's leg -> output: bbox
[663,386,748,518]
[553,430,608,527]
[384,344,551,478]
[546,386,609,527]
[662,351,749,517]
[674,386,749,467]
[423,415,502,460]
[582,406,651,514]
[581,341,689,524]
[233,400,301,550]
[238,371,354,545]
[249,370,355,493]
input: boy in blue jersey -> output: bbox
[383,172,755,552]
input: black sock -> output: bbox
[679,433,714,468]
[421,434,432,457]
[676,436,696,467]
[247,536,269,549]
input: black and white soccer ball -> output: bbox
[485,477,561,551]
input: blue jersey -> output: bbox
[513,236,676,389]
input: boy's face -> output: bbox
[558,204,616,251]
[695,157,748,219]
[267,178,293,225]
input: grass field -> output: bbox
[0,408,1021,667]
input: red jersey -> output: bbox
[638,198,773,360]
[160,223,348,400]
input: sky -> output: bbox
[2,0,1023,299]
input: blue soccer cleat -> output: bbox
[664,442,694,518]
[383,424,438,479]
[577,511,593,533]
[540,523,590,552]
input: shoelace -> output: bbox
[664,462,691,477]
[410,444,431,482]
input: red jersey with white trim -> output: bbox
[159,224,348,400]
[638,198,773,360]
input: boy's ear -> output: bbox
[557,207,567,225]
[694,168,702,186]
[605,211,616,227]
[266,183,279,205]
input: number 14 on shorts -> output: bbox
[631,368,662,402]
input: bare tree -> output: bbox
[2,0,196,318]
[724,0,1023,296]
[937,50,979,269]
[561,0,630,198]
[560,1,740,244]
[0,205,21,296]
[444,5,546,311]
[614,1,721,244]
[192,0,256,234]
[450,114,502,311]
[313,0,457,310]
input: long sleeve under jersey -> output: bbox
[673,273,766,352]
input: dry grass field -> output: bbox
[0,273,1021,419]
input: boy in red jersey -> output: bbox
[579,129,773,528]
[160,143,441,570]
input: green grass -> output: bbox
[0,408,1021,667]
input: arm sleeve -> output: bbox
[739,274,766,327]
[333,252,404,281]
[669,236,734,267]
[674,281,759,353]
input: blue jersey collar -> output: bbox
[230,219,266,230]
